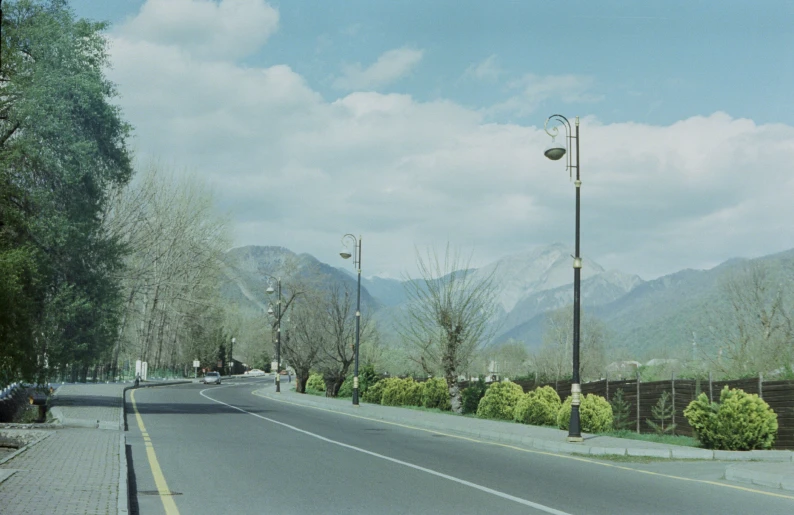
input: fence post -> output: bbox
[708,372,713,403]
[605,372,609,401]
[671,372,676,435]
[636,369,641,434]
[758,373,763,400]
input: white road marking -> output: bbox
[200,388,572,515]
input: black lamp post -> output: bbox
[266,277,282,393]
[340,234,362,406]
[544,114,583,443]
[229,337,235,376]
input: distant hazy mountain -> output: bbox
[474,243,606,313]
[220,244,794,361]
[221,246,379,315]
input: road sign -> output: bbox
[193,360,200,367]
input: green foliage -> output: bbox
[683,387,778,450]
[404,380,425,407]
[476,381,524,420]
[358,364,379,396]
[422,377,451,411]
[306,373,326,392]
[362,376,401,404]
[337,364,380,398]
[513,386,561,426]
[610,389,631,431]
[646,391,676,435]
[338,375,353,398]
[460,377,487,415]
[557,394,614,433]
[0,0,133,382]
[381,378,411,406]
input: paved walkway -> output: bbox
[263,384,794,492]
[0,383,130,515]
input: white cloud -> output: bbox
[107,4,794,281]
[118,0,279,61]
[333,47,424,90]
[464,55,501,82]
[489,74,603,117]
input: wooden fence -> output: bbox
[465,375,794,450]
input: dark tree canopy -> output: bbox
[0,0,133,383]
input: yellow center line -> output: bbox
[252,389,794,502]
[131,389,181,515]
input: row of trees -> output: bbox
[1,0,133,384]
[1,1,233,384]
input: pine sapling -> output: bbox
[647,391,677,435]
[610,388,631,430]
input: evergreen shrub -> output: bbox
[362,377,390,404]
[514,386,561,426]
[476,381,524,420]
[422,378,451,410]
[461,377,488,415]
[306,373,325,392]
[683,387,778,450]
[382,378,414,406]
[557,394,613,433]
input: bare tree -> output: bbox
[281,293,325,393]
[103,162,231,376]
[399,245,498,412]
[702,261,793,378]
[486,339,531,379]
[313,283,377,396]
[535,306,607,382]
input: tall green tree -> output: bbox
[0,0,133,383]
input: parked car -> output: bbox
[203,371,221,385]
[245,369,265,377]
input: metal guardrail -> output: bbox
[0,382,21,400]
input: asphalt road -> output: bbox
[125,379,794,515]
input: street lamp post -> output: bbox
[544,114,583,443]
[229,337,235,376]
[340,234,362,406]
[266,277,282,393]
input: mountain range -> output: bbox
[221,243,794,359]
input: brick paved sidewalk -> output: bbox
[0,383,131,515]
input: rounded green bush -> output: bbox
[382,378,415,406]
[514,386,561,426]
[461,379,488,415]
[362,377,388,404]
[338,375,353,397]
[306,373,325,392]
[684,387,778,450]
[404,380,425,407]
[422,378,451,410]
[557,394,613,433]
[476,381,524,420]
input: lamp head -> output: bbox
[267,306,274,315]
[340,248,352,260]
[544,140,566,161]
[266,285,275,295]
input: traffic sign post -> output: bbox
[193,359,200,378]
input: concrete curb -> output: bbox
[260,390,794,463]
[118,379,190,515]
[118,432,129,515]
[725,463,794,492]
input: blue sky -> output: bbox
[71,0,794,127]
[66,0,794,280]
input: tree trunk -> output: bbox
[295,373,309,393]
[446,376,462,413]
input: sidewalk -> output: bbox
[0,382,130,515]
[262,386,794,493]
